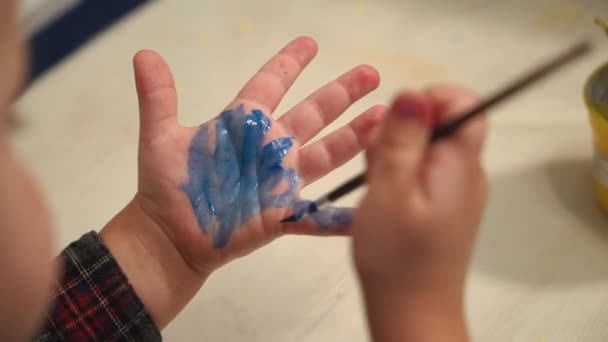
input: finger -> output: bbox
[425,83,487,157]
[298,105,387,186]
[279,65,380,144]
[368,92,433,192]
[363,123,382,168]
[283,217,352,236]
[133,50,178,141]
[424,142,487,210]
[230,36,318,114]
[282,201,354,236]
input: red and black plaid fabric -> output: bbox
[34,232,161,341]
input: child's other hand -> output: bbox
[352,87,487,341]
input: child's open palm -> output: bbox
[130,37,384,272]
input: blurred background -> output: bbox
[13,0,608,341]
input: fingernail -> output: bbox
[391,93,431,128]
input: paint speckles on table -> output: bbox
[238,18,254,35]
[529,3,584,32]
[193,32,208,47]
[181,105,298,248]
[351,0,368,17]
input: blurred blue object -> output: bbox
[22,0,150,86]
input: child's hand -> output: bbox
[132,36,382,266]
[101,37,384,327]
[352,87,487,341]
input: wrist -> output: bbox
[100,199,209,329]
[361,284,468,342]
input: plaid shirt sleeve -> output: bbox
[34,231,162,342]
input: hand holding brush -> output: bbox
[347,40,591,342]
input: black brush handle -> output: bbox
[318,40,591,207]
[325,174,366,202]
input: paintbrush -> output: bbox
[280,39,592,223]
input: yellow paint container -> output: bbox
[585,62,608,212]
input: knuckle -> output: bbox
[399,196,426,220]
[462,113,487,144]
[471,163,489,202]
[271,52,300,72]
[377,147,418,171]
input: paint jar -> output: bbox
[585,61,608,212]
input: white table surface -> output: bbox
[13,0,608,340]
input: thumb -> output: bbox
[367,92,433,190]
[133,50,178,141]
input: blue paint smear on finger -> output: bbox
[293,200,354,230]
[181,105,298,248]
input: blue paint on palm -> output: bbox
[182,105,298,248]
